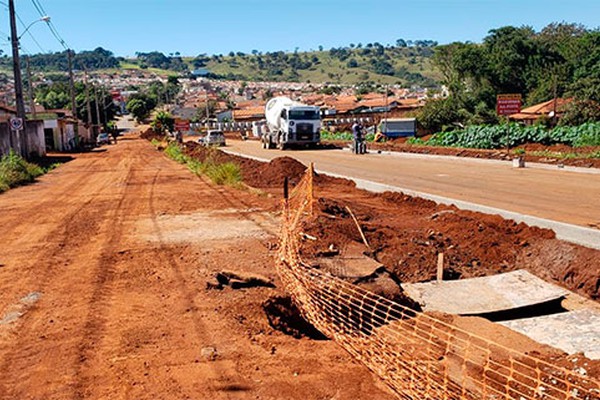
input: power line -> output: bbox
[0,0,45,53]
[30,0,44,16]
[30,0,69,50]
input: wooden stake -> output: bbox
[437,253,444,283]
[345,206,370,250]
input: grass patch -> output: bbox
[163,143,242,187]
[0,151,44,193]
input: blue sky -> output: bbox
[3,0,600,57]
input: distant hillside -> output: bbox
[0,42,442,87]
[191,44,442,86]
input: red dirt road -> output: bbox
[0,136,394,399]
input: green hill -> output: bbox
[191,45,441,86]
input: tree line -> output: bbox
[419,22,600,132]
[0,47,119,71]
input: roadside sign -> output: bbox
[9,117,23,131]
[174,119,190,131]
[497,94,522,116]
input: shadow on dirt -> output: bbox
[263,296,327,340]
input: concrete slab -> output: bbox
[313,242,383,280]
[402,270,568,315]
[500,309,600,360]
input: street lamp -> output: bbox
[18,16,50,41]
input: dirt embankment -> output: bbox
[301,191,599,302]
[181,143,600,301]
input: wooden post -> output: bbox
[437,253,444,283]
[346,206,370,251]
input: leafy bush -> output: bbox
[151,110,175,134]
[420,122,600,149]
[0,151,44,193]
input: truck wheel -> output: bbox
[276,134,285,150]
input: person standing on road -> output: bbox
[352,120,364,154]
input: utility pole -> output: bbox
[25,56,36,119]
[84,72,93,136]
[9,0,25,120]
[68,50,77,118]
[101,87,108,124]
[9,0,26,155]
[93,83,102,130]
[383,84,389,135]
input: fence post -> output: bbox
[308,162,314,216]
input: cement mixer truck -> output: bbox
[261,97,321,149]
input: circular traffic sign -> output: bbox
[9,117,23,131]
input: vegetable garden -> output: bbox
[409,122,600,149]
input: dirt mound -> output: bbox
[138,126,162,141]
[299,190,599,302]
[180,143,600,301]
[243,156,307,188]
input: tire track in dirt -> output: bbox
[70,166,134,400]
[0,156,103,233]
[0,168,118,318]
[0,145,142,399]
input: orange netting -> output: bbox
[276,164,600,400]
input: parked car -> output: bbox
[198,130,226,146]
[96,132,110,145]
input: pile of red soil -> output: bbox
[138,126,163,141]
[300,188,599,302]
[180,142,600,301]
[183,142,351,190]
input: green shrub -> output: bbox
[164,142,186,163]
[163,144,242,187]
[204,162,242,186]
[321,130,376,142]
[0,150,44,193]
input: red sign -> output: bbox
[174,119,190,131]
[497,94,522,116]
[110,90,123,102]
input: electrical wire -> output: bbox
[30,0,70,50]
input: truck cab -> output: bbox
[263,97,321,149]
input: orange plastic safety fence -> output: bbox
[276,166,600,400]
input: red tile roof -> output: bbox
[233,106,265,120]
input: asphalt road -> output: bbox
[225,139,600,230]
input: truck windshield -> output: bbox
[289,110,320,120]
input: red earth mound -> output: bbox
[182,142,600,301]
[300,188,599,302]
